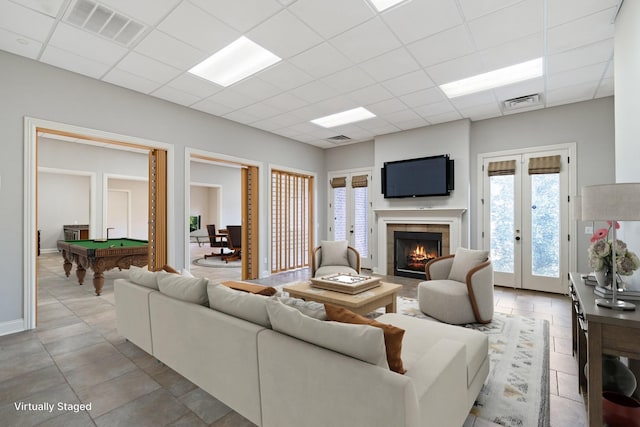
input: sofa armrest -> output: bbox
[408,338,468,427]
[114,279,155,355]
[425,255,454,280]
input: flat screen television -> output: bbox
[381,155,454,198]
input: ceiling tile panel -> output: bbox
[394,117,428,130]
[0,28,41,58]
[407,25,475,69]
[166,73,222,98]
[48,22,128,64]
[189,0,282,32]
[238,102,283,120]
[289,0,374,39]
[257,61,314,91]
[151,85,200,106]
[449,91,497,109]
[366,98,408,116]
[400,87,446,108]
[425,53,486,85]
[191,97,236,116]
[262,92,308,111]
[458,0,524,21]
[247,9,323,59]
[546,81,598,106]
[99,0,181,26]
[117,52,181,84]
[547,7,616,54]
[422,111,463,125]
[547,38,613,75]
[467,0,543,50]
[457,102,503,121]
[11,0,67,17]
[546,62,608,91]
[230,77,281,101]
[382,0,463,44]
[157,1,239,53]
[223,109,261,124]
[207,88,258,110]
[289,42,352,78]
[103,68,161,94]
[321,66,376,94]
[0,1,56,41]
[492,77,544,101]
[479,32,543,70]
[288,80,340,104]
[547,0,619,28]
[134,29,205,69]
[412,100,456,117]
[330,17,401,64]
[381,70,434,97]
[40,44,110,78]
[346,84,394,106]
[359,47,420,82]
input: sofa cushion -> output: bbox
[377,313,488,387]
[129,265,160,290]
[265,299,388,369]
[208,283,271,327]
[278,296,327,320]
[448,248,489,283]
[157,273,208,306]
[324,304,406,374]
[320,240,350,267]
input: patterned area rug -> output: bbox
[384,296,551,427]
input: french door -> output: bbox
[329,170,372,269]
[481,148,571,294]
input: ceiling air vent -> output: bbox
[503,93,542,111]
[326,135,352,143]
[65,0,145,46]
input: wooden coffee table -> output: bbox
[283,281,402,316]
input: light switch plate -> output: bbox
[585,225,593,235]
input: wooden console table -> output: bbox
[569,272,640,427]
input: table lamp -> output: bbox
[581,183,640,311]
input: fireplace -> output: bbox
[394,231,442,279]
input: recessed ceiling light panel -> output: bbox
[311,107,376,128]
[439,58,543,98]
[369,0,407,12]
[189,36,281,87]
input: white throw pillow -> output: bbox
[129,265,159,290]
[278,296,327,320]
[157,273,209,306]
[320,240,350,268]
[265,299,388,369]
[448,247,489,283]
[207,283,271,328]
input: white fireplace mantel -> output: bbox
[373,208,466,275]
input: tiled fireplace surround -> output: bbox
[374,209,466,277]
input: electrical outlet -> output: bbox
[585,225,593,235]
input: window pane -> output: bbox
[353,186,368,257]
[333,187,346,240]
[490,175,514,273]
[531,173,560,277]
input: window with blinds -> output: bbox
[271,170,313,273]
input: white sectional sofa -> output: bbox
[114,273,489,427]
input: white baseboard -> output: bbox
[0,319,26,337]
[40,248,58,254]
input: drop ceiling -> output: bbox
[0,0,619,148]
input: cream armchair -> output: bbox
[311,241,360,277]
[417,248,494,324]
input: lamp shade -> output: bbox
[581,183,640,221]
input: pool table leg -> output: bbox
[63,260,73,277]
[76,265,86,286]
[92,270,105,296]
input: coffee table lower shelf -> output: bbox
[283,281,401,316]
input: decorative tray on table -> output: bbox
[310,273,381,295]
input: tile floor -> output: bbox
[0,247,586,426]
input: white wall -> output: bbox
[190,162,242,228]
[614,0,640,289]
[0,50,324,330]
[107,178,148,239]
[324,140,375,172]
[38,172,91,251]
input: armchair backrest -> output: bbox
[311,245,360,276]
[206,224,217,246]
[226,225,242,250]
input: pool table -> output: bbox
[57,238,149,296]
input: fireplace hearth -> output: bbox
[394,231,442,279]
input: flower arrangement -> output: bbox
[588,221,640,275]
